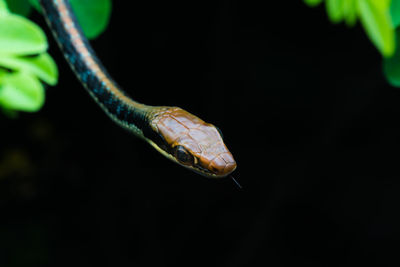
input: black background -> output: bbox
[1,1,400,266]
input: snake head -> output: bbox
[147,107,236,178]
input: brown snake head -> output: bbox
[147,107,236,178]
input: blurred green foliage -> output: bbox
[304,0,323,7]
[384,1,400,87]
[29,0,112,39]
[5,0,31,17]
[383,29,400,86]
[0,0,55,113]
[68,0,112,40]
[304,0,394,56]
[303,0,400,88]
[0,0,111,115]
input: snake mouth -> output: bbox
[194,164,235,178]
[195,165,215,176]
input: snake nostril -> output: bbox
[210,166,219,173]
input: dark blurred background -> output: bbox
[1,1,400,266]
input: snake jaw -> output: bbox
[148,107,236,178]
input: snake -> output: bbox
[39,0,237,179]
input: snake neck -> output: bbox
[40,0,150,136]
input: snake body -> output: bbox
[40,0,236,178]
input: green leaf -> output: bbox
[70,0,111,40]
[29,0,111,39]
[0,53,58,85]
[5,0,31,17]
[358,0,395,57]
[326,0,344,23]
[0,13,47,55]
[0,71,45,112]
[342,0,357,26]
[390,0,400,28]
[28,0,40,13]
[304,0,323,7]
[0,0,8,13]
[384,29,400,87]
[373,0,391,10]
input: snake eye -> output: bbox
[174,145,194,165]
